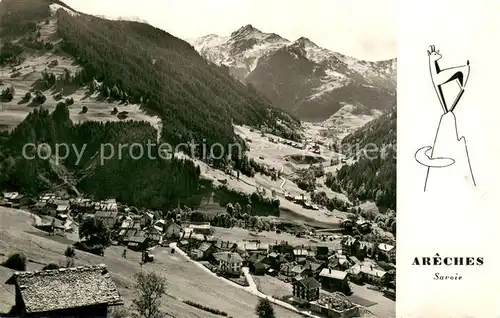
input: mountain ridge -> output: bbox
[189,25,396,121]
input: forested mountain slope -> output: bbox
[326,105,396,210]
[0,0,300,211]
[1,0,300,148]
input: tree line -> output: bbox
[327,106,396,210]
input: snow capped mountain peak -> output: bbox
[230,24,260,38]
[188,27,396,121]
[293,36,318,48]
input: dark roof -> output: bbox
[6,264,122,313]
[293,277,320,290]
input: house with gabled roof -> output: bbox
[292,277,320,302]
[5,264,122,317]
[377,243,396,262]
[190,242,214,260]
[237,240,269,254]
[94,210,120,229]
[212,252,243,276]
[293,248,315,262]
[347,263,387,284]
[163,219,181,240]
[318,268,351,294]
[341,235,360,256]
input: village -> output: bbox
[0,190,395,317]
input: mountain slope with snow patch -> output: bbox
[189,25,396,121]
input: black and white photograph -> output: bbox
[0,0,396,317]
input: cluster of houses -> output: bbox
[175,227,396,317]
[1,192,25,208]
[4,192,186,253]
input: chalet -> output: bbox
[319,268,350,294]
[315,246,329,260]
[249,254,270,275]
[213,252,243,276]
[94,211,119,228]
[292,277,320,302]
[347,264,386,285]
[140,212,155,228]
[349,256,361,265]
[163,220,182,239]
[293,248,315,262]
[377,243,396,262]
[300,260,323,277]
[280,263,296,278]
[54,200,70,214]
[266,252,287,270]
[293,195,305,204]
[341,236,360,256]
[190,242,214,260]
[182,231,206,242]
[6,264,122,317]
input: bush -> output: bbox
[64,246,76,258]
[65,97,74,105]
[23,92,31,101]
[255,298,276,318]
[42,263,60,270]
[33,91,46,104]
[2,253,27,271]
[0,85,15,101]
[183,300,228,316]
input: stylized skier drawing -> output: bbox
[414,45,476,191]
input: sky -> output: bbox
[64,0,396,61]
